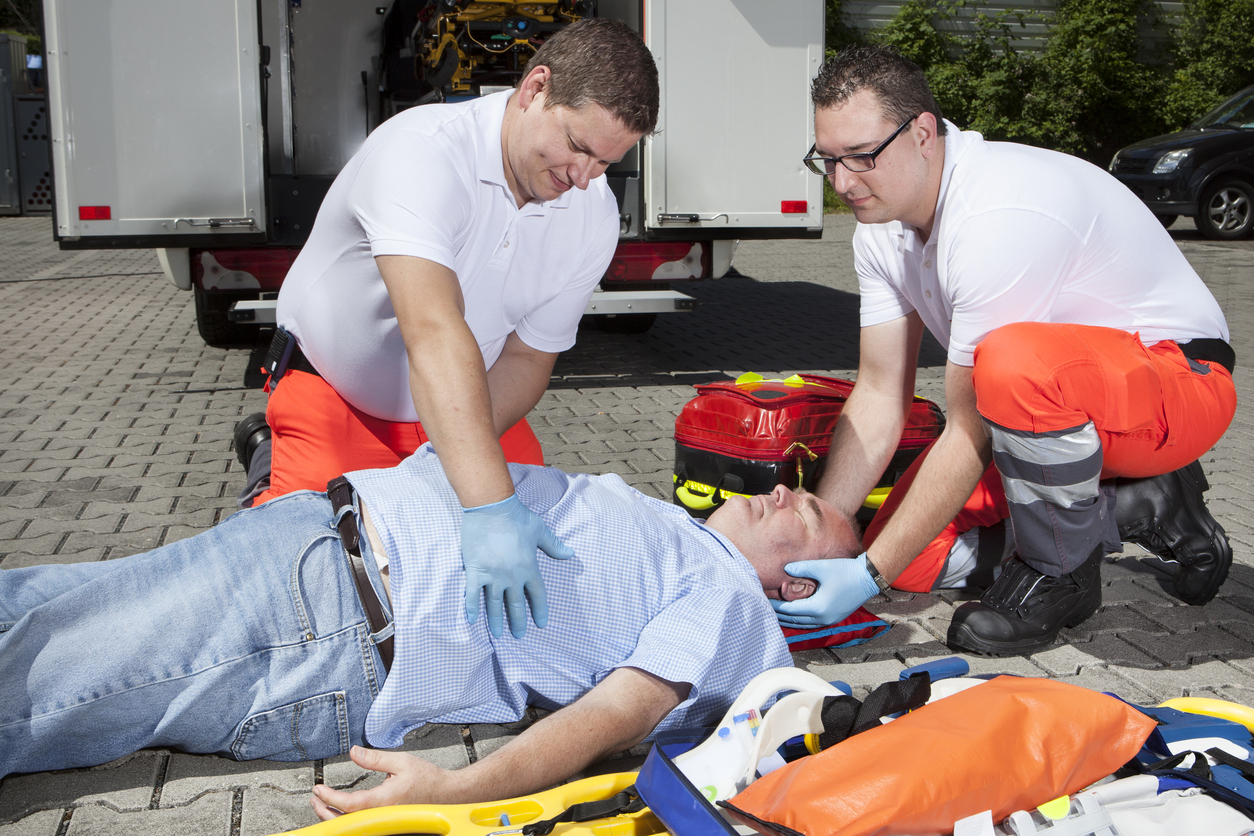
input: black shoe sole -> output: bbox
[1176,519,1231,606]
[946,586,1102,657]
[1124,460,1231,606]
[233,413,271,470]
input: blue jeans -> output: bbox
[0,491,391,779]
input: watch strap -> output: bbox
[864,553,891,593]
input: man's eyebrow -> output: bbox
[805,495,824,522]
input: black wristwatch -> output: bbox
[864,553,891,593]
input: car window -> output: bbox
[1195,87,1254,130]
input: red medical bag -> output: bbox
[673,373,945,524]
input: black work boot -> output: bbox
[233,413,271,470]
[1114,460,1231,606]
[946,551,1102,656]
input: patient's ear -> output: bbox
[782,577,817,601]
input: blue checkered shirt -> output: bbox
[347,446,792,748]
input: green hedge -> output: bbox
[826,0,1254,164]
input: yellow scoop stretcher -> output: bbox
[272,668,840,836]
[273,671,1254,836]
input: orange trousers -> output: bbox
[254,370,545,505]
[866,323,1236,592]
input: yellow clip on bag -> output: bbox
[720,676,1157,836]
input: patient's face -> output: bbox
[706,485,859,601]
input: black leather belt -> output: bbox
[327,476,393,672]
[287,342,321,377]
[1178,338,1235,375]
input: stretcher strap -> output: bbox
[521,786,645,836]
[1145,746,1254,784]
[816,674,932,751]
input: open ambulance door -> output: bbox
[643,0,824,239]
[43,0,267,248]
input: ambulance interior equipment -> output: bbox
[380,0,596,110]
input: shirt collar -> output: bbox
[476,88,575,214]
[930,120,979,235]
[892,119,978,251]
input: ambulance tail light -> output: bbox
[604,241,711,282]
[190,248,302,291]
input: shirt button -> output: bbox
[925,290,932,298]
[504,240,510,248]
[924,260,932,269]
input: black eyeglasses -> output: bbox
[803,116,916,175]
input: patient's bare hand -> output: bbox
[310,746,454,820]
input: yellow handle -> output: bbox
[273,772,654,836]
[1158,697,1254,732]
[675,483,718,510]
[862,487,892,510]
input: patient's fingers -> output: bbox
[308,747,435,820]
[309,789,346,820]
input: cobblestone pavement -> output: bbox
[2,214,1253,834]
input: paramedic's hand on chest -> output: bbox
[377,254,571,639]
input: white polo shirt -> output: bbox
[855,124,1228,367]
[276,90,620,422]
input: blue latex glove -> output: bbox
[771,553,881,629]
[461,494,574,639]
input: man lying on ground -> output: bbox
[0,445,861,816]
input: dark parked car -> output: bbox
[1109,85,1254,239]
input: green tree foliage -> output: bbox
[825,0,865,54]
[1162,0,1254,129]
[1021,0,1166,159]
[0,0,41,55]
[853,0,1254,163]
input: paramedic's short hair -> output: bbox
[527,18,659,136]
[812,44,947,137]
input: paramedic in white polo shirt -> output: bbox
[244,19,659,642]
[773,45,1236,657]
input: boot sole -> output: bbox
[1173,461,1231,606]
[233,413,271,469]
[946,585,1102,657]
[1175,519,1231,606]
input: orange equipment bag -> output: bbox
[720,676,1157,836]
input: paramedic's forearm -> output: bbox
[865,361,991,582]
[378,255,515,507]
[817,314,924,520]
[485,333,558,436]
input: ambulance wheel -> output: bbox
[593,313,657,334]
[194,287,263,348]
[1157,214,1177,229]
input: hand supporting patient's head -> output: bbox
[705,485,862,601]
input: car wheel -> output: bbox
[1198,179,1254,240]
[1157,214,1178,229]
